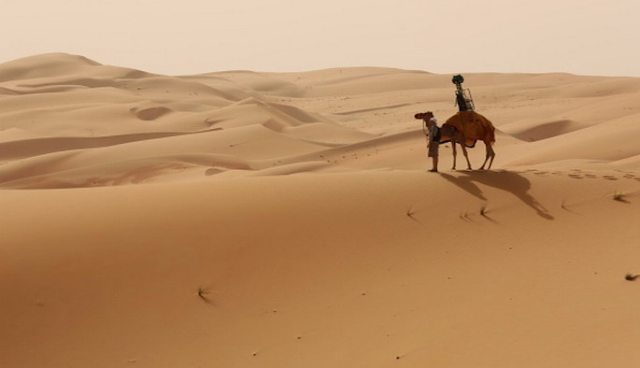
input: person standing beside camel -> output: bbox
[426,116,440,172]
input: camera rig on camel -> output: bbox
[452,74,475,112]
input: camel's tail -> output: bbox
[487,125,496,144]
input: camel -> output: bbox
[415,111,496,170]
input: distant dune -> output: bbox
[2,53,640,368]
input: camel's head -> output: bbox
[414,111,434,120]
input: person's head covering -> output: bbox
[429,117,438,124]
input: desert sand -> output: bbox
[1,53,639,368]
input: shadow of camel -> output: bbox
[439,171,554,220]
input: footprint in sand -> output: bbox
[623,174,635,179]
[603,175,618,181]
[568,174,583,179]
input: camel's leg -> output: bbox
[460,143,472,170]
[479,142,495,170]
[451,142,457,170]
[487,143,496,170]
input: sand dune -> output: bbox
[1,53,640,368]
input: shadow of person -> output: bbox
[440,170,554,220]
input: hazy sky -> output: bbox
[2,0,639,76]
